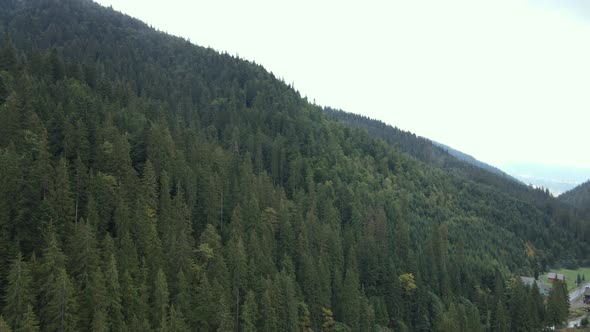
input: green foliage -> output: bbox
[0,316,11,332]
[3,253,34,331]
[16,305,39,332]
[546,280,569,327]
[0,1,588,331]
[240,290,257,332]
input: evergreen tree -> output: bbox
[226,234,247,330]
[240,290,257,332]
[546,280,569,327]
[0,316,11,332]
[40,268,78,332]
[168,305,190,332]
[48,157,74,239]
[3,253,34,331]
[152,269,169,331]
[16,305,39,332]
[104,254,126,331]
[84,268,107,332]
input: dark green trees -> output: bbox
[3,253,36,331]
[546,280,569,327]
[0,1,588,331]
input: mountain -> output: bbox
[0,0,584,331]
[559,180,590,210]
[431,141,513,179]
[324,108,544,199]
[502,162,590,195]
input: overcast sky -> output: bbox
[95,0,590,168]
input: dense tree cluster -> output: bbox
[0,0,587,331]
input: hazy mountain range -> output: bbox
[500,163,590,195]
[432,142,590,196]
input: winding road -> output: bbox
[567,282,590,328]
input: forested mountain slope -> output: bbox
[324,109,531,193]
[430,141,511,179]
[560,180,590,211]
[0,0,586,331]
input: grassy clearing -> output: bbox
[539,267,590,291]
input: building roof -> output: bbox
[547,272,565,280]
[520,276,535,286]
[585,287,590,296]
[519,276,550,296]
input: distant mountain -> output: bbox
[559,180,590,210]
[501,163,590,195]
[431,141,514,179]
[323,108,544,199]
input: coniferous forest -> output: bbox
[0,0,587,331]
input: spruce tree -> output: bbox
[104,254,126,332]
[168,305,190,332]
[240,290,258,332]
[41,268,77,332]
[3,253,34,331]
[16,305,39,332]
[152,269,169,331]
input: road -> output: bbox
[567,282,590,328]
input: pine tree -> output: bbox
[67,219,98,288]
[240,290,258,332]
[152,269,169,331]
[104,254,126,331]
[339,266,360,330]
[261,283,278,332]
[48,157,74,239]
[226,234,247,330]
[83,268,107,332]
[38,230,70,330]
[3,253,34,331]
[530,282,545,330]
[41,268,78,332]
[168,305,190,332]
[546,280,569,327]
[16,305,39,332]
[90,307,107,332]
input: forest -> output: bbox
[0,0,587,331]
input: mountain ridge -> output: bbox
[0,0,585,331]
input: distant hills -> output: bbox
[501,163,590,195]
[431,141,515,179]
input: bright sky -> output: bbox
[95,0,590,168]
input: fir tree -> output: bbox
[3,253,34,331]
[152,269,169,331]
[240,290,257,332]
[16,305,39,332]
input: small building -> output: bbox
[584,287,590,304]
[547,272,565,283]
[520,276,551,297]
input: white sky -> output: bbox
[95,0,590,168]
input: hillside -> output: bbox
[560,180,590,211]
[0,0,586,331]
[323,108,553,201]
[431,141,512,179]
